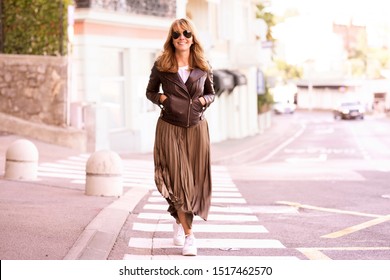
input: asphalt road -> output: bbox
[234,110,390,260]
[108,110,390,261]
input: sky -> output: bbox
[267,0,390,70]
[269,0,390,25]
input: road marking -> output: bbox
[277,201,390,239]
[253,122,307,164]
[250,205,299,214]
[276,201,383,218]
[137,212,258,222]
[314,127,334,134]
[298,247,390,260]
[132,223,268,233]
[143,204,253,214]
[322,215,390,238]
[285,153,327,163]
[128,237,285,249]
[123,255,298,260]
[151,190,242,198]
[148,196,247,204]
[297,248,332,260]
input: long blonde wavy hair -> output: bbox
[156,18,210,73]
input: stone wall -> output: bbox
[0,54,68,126]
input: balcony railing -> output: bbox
[74,0,176,18]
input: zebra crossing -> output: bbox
[123,165,299,260]
[36,154,298,259]
[37,153,156,190]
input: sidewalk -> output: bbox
[0,118,298,260]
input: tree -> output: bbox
[1,0,72,56]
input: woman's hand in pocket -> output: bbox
[199,97,206,106]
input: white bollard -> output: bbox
[4,139,39,180]
[85,150,123,197]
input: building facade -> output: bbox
[70,0,265,153]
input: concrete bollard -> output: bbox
[85,150,123,197]
[4,139,39,180]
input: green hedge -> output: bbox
[0,0,72,56]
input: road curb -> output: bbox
[63,187,150,260]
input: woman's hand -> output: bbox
[199,97,206,106]
[159,94,168,103]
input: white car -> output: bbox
[273,101,296,114]
[333,101,365,120]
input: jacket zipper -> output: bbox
[187,98,192,127]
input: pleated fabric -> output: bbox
[153,118,212,229]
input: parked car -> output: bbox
[333,101,365,120]
[273,101,296,114]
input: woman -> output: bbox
[146,18,215,256]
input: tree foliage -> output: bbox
[0,0,72,56]
[255,3,276,42]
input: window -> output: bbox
[99,48,125,129]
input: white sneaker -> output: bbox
[182,234,197,256]
[173,222,185,246]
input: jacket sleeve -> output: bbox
[146,63,162,106]
[203,68,215,107]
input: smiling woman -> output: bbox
[146,18,215,257]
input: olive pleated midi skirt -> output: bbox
[153,118,212,228]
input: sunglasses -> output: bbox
[172,30,192,39]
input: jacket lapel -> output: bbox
[163,68,206,94]
[186,68,205,86]
[164,72,189,93]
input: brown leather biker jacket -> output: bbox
[146,63,215,128]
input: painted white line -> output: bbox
[151,191,242,197]
[148,197,247,204]
[128,237,285,249]
[211,197,247,204]
[132,223,268,233]
[137,213,258,222]
[123,254,299,260]
[212,187,240,192]
[255,122,306,163]
[211,192,242,197]
[276,201,382,218]
[210,205,253,214]
[285,153,327,163]
[143,204,253,214]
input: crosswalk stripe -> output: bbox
[150,191,242,197]
[132,223,268,233]
[212,187,240,192]
[128,237,285,249]
[123,254,298,260]
[137,212,258,222]
[37,155,156,190]
[211,197,247,204]
[143,204,253,214]
[147,197,247,204]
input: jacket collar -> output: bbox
[164,68,205,93]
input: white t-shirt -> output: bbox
[178,66,190,83]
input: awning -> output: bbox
[213,70,235,96]
[223,70,247,86]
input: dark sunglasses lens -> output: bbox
[183,30,192,38]
[172,31,192,39]
[172,32,180,39]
